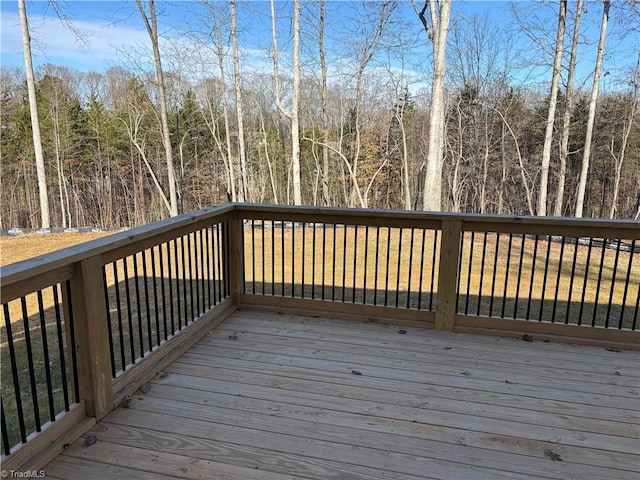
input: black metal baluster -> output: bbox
[220,223,226,299]
[353,225,359,303]
[632,276,640,331]
[525,235,540,320]
[4,304,27,443]
[122,259,135,364]
[455,230,465,313]
[281,221,286,296]
[186,234,196,323]
[332,225,337,301]
[618,240,636,329]
[261,221,266,295]
[477,232,489,316]
[292,221,296,298]
[342,225,348,302]
[565,237,580,324]
[578,238,594,326]
[151,245,161,346]
[374,227,381,306]
[1,400,10,455]
[538,235,552,322]
[161,242,172,339]
[551,237,567,323]
[384,227,392,306]
[64,281,80,402]
[395,227,403,308]
[301,222,306,299]
[605,239,622,328]
[312,222,317,300]
[36,291,55,422]
[489,233,500,317]
[205,227,212,307]
[199,229,206,313]
[322,224,327,300]
[142,251,152,351]
[271,220,276,295]
[181,236,189,328]
[52,285,70,409]
[363,226,370,305]
[222,222,229,298]
[112,262,126,370]
[501,233,514,318]
[173,238,182,334]
[513,235,526,319]
[21,297,41,431]
[251,218,256,295]
[417,229,426,310]
[464,232,475,314]
[132,253,144,358]
[429,230,439,311]
[102,267,116,377]
[211,227,218,304]
[591,239,608,327]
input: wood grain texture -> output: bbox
[41,311,640,479]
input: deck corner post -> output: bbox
[435,219,462,331]
[68,255,113,420]
[228,212,244,306]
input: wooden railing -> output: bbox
[1,203,639,472]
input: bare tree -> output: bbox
[270,0,302,205]
[575,0,610,218]
[18,0,50,228]
[609,52,639,218]
[230,0,249,202]
[413,0,452,211]
[554,0,582,217]
[537,0,566,216]
[319,0,330,206]
[135,0,178,216]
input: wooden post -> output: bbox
[228,213,245,305]
[435,219,462,331]
[67,255,113,420]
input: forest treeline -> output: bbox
[1,0,639,229]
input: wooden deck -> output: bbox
[43,311,639,480]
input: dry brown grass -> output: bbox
[0,232,114,267]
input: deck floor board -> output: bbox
[44,311,640,479]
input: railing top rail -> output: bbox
[236,203,640,236]
[1,203,235,301]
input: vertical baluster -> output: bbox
[3,304,27,443]
[618,240,636,329]
[604,239,622,328]
[52,285,70,408]
[36,291,55,422]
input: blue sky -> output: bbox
[1,1,638,92]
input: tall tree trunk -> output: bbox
[575,0,609,218]
[270,0,302,205]
[554,0,582,216]
[414,0,452,211]
[538,0,566,216]
[18,0,50,228]
[230,0,249,202]
[136,0,178,216]
[319,0,330,206]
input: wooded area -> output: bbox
[1,0,639,229]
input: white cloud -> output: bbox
[1,12,149,72]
